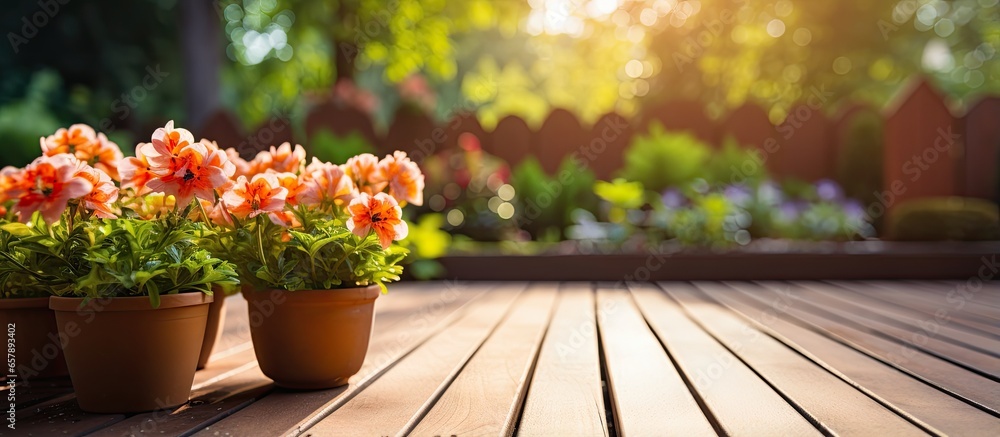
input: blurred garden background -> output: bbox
[2,0,999,276]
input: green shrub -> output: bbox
[0,72,63,167]
[618,122,710,192]
[888,197,999,241]
[309,129,376,164]
[704,137,767,185]
[511,157,597,239]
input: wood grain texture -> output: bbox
[676,282,930,436]
[754,282,1000,380]
[728,281,1000,415]
[789,281,1000,357]
[196,281,486,437]
[629,283,821,436]
[596,286,716,436]
[88,365,271,437]
[303,285,525,436]
[831,281,1000,338]
[518,284,608,437]
[705,282,1000,436]
[409,284,558,436]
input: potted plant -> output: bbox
[207,147,424,389]
[0,123,240,413]
[0,211,69,382]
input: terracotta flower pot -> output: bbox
[49,293,212,413]
[196,292,227,369]
[0,297,69,380]
[243,285,380,389]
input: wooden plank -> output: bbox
[518,284,608,437]
[5,378,73,410]
[704,282,1000,436]
[488,116,532,167]
[8,322,261,436]
[963,97,1000,202]
[727,281,1000,414]
[301,284,525,436]
[756,282,1000,380]
[872,281,1000,327]
[908,280,1000,311]
[195,281,488,437]
[409,284,558,436]
[792,281,1000,357]
[2,398,125,437]
[628,283,821,436]
[88,366,271,437]
[883,79,960,211]
[12,283,462,436]
[826,281,1000,339]
[596,286,716,436]
[673,282,930,436]
[535,109,586,174]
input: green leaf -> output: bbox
[1,223,34,237]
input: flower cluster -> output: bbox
[216,146,424,249]
[1,121,424,294]
[2,153,119,224]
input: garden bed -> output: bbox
[436,241,999,281]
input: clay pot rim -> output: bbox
[0,296,50,309]
[50,292,213,312]
[242,285,380,304]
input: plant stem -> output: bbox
[256,216,267,268]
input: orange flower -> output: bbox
[222,173,288,220]
[254,143,306,174]
[379,151,424,206]
[300,158,356,205]
[270,172,310,206]
[343,153,386,194]
[267,210,302,228]
[119,143,158,194]
[40,124,97,157]
[41,125,124,181]
[224,147,254,177]
[13,154,93,224]
[0,166,24,204]
[145,120,196,168]
[346,192,408,249]
[73,162,119,219]
[91,133,124,181]
[145,143,235,207]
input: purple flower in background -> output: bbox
[842,199,867,221]
[757,180,784,205]
[723,184,752,206]
[661,188,685,208]
[815,179,844,202]
[777,200,806,221]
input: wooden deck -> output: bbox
[6,281,1000,436]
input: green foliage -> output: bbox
[511,157,598,239]
[402,214,450,259]
[594,179,644,210]
[619,123,710,192]
[398,214,450,280]
[888,197,1000,241]
[669,192,744,248]
[0,215,238,306]
[216,213,407,293]
[310,130,377,165]
[704,137,767,185]
[0,72,63,167]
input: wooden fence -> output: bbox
[196,78,1000,209]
